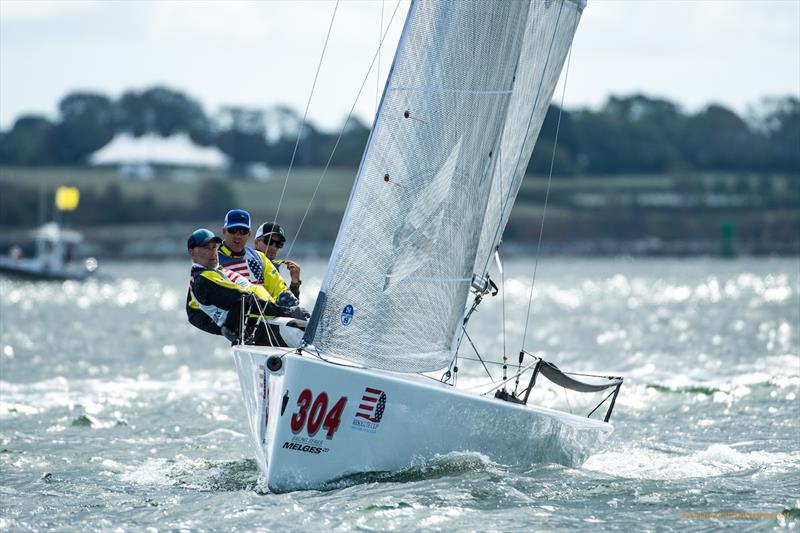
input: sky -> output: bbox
[1,0,798,132]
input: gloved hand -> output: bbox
[287,306,311,320]
[276,290,299,308]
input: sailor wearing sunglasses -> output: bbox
[254,222,302,299]
[217,210,304,314]
[185,228,307,346]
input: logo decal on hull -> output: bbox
[341,304,354,326]
[282,435,330,454]
[351,387,387,433]
[281,441,329,454]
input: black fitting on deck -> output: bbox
[494,389,524,404]
[266,356,283,372]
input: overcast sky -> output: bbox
[1,0,798,132]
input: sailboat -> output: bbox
[232,0,623,492]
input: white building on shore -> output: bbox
[88,133,229,180]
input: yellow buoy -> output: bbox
[55,186,80,211]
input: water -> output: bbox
[1,258,798,530]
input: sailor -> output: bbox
[185,228,306,346]
[217,209,301,310]
[254,222,302,299]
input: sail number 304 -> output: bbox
[290,389,347,439]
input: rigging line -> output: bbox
[499,156,508,386]
[271,1,340,232]
[307,349,371,370]
[459,356,515,366]
[462,327,495,383]
[284,0,404,260]
[468,360,539,393]
[414,372,452,384]
[561,370,623,380]
[273,345,303,357]
[587,390,616,419]
[250,296,280,346]
[376,0,384,114]
[519,7,578,352]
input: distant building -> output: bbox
[88,133,229,180]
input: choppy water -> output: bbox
[1,258,798,530]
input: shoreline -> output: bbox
[1,233,797,260]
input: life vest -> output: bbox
[218,244,291,303]
[218,245,265,282]
[189,266,234,327]
[188,264,275,328]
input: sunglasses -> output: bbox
[226,227,250,236]
[264,238,284,249]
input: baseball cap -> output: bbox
[188,228,222,249]
[255,222,286,242]
[223,209,251,230]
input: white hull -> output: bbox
[232,347,612,492]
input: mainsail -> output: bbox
[305,0,585,372]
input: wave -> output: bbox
[118,456,259,492]
[321,451,504,491]
[583,443,800,480]
[0,369,240,418]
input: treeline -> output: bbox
[0,87,370,172]
[0,179,237,227]
[528,94,798,175]
[0,86,797,174]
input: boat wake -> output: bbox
[320,452,504,490]
[583,443,800,480]
[119,451,521,495]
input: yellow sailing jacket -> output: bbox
[186,264,280,336]
[217,244,294,303]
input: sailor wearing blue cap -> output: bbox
[218,209,304,310]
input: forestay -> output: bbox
[305,0,586,373]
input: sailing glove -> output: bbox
[246,295,287,319]
[276,290,299,308]
[287,306,311,320]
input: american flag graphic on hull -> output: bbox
[354,387,387,424]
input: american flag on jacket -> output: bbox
[222,268,252,290]
[220,251,264,285]
[354,387,387,423]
